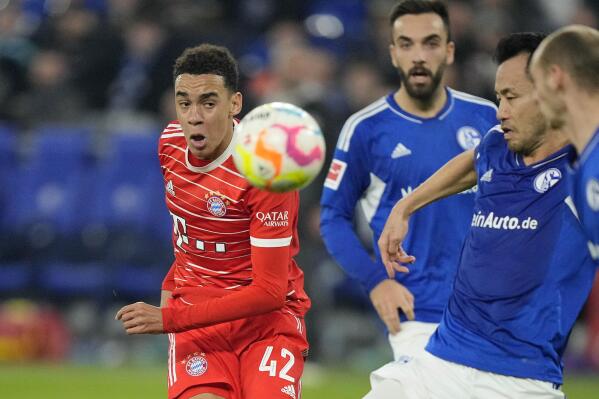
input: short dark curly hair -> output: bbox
[173,44,239,92]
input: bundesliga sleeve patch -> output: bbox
[324,159,347,190]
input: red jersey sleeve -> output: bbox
[247,189,298,248]
[161,245,289,332]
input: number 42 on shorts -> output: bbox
[259,346,296,383]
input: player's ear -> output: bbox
[548,65,564,92]
[446,40,455,66]
[389,43,399,68]
[230,92,242,117]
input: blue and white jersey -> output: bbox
[427,127,597,384]
[320,88,497,323]
[569,126,599,263]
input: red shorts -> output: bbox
[166,307,308,399]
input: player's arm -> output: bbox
[379,149,477,277]
[160,261,175,307]
[116,244,290,334]
[320,124,397,295]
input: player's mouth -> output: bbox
[409,67,432,84]
[502,126,514,139]
[189,134,208,150]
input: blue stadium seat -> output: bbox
[85,132,171,264]
[0,125,17,231]
[2,126,94,262]
[6,126,93,234]
[39,261,108,299]
[0,262,33,295]
[110,263,166,302]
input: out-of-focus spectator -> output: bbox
[13,49,85,128]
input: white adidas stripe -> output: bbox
[338,98,388,151]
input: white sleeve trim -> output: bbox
[250,236,292,247]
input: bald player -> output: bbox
[530,25,599,258]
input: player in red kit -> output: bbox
[116,44,310,399]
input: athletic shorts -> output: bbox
[387,321,438,361]
[364,350,565,399]
[166,306,308,399]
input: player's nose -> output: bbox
[188,105,204,125]
[496,101,509,121]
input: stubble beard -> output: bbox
[398,63,446,103]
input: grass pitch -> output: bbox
[0,364,597,398]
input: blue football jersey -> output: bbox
[427,127,597,384]
[569,127,599,263]
[320,88,497,323]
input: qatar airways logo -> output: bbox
[256,211,289,227]
[471,211,538,230]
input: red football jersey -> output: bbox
[159,121,310,318]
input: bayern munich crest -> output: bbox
[205,192,229,217]
[185,355,208,376]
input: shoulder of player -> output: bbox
[159,121,185,141]
[449,88,497,112]
[244,185,299,210]
[336,97,390,152]
[158,121,186,150]
[478,124,505,152]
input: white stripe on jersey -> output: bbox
[565,196,580,220]
[250,236,292,247]
[338,98,388,151]
[180,297,194,305]
[163,143,186,152]
[164,169,244,204]
[531,152,568,169]
[161,132,184,138]
[161,156,247,192]
[188,252,252,261]
[386,105,423,124]
[177,217,250,235]
[218,164,246,179]
[167,195,249,222]
[186,261,239,275]
[359,172,387,224]
[438,93,455,120]
[450,88,498,110]
[168,333,177,385]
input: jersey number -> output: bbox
[258,346,295,383]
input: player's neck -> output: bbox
[522,128,569,166]
[394,86,447,118]
[566,94,599,154]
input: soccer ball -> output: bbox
[233,102,326,192]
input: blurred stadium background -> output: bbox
[0,0,598,397]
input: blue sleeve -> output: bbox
[320,121,388,293]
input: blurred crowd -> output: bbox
[0,0,598,370]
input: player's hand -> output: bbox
[378,205,415,278]
[369,279,415,335]
[115,302,164,335]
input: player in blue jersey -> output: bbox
[367,32,597,399]
[320,0,497,361]
[530,25,599,260]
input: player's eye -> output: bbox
[424,40,440,49]
[178,101,190,108]
[398,41,412,49]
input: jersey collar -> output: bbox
[385,87,454,124]
[185,120,238,173]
